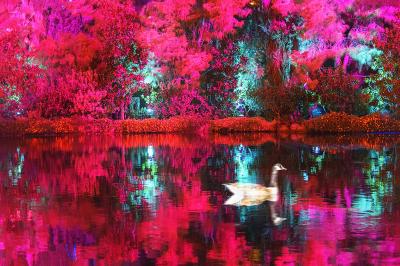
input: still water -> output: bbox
[0,134,399,265]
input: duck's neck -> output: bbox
[269,169,278,187]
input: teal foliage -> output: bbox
[233,41,263,115]
[125,52,163,118]
[269,15,303,82]
[349,45,383,71]
[298,37,314,53]
[270,18,299,82]
[364,56,392,114]
[140,52,163,108]
[141,53,162,89]
[0,85,22,116]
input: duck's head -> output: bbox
[273,163,287,171]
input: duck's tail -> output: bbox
[223,184,241,194]
[224,194,244,205]
[223,184,244,205]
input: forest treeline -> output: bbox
[1,0,400,121]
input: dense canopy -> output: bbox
[1,0,400,120]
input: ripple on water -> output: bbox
[0,135,399,265]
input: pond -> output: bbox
[0,134,399,265]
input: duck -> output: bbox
[223,163,287,206]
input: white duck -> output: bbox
[223,163,287,206]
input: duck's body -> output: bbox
[223,183,278,206]
[223,183,278,196]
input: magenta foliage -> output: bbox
[158,89,212,118]
[0,28,43,118]
[1,0,400,119]
[43,3,84,38]
[201,39,239,118]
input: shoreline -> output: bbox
[1,132,399,153]
[1,112,400,137]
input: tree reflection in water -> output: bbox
[0,134,399,265]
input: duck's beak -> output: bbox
[281,166,287,171]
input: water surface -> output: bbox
[0,134,400,265]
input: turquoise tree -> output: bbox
[233,41,264,116]
[231,3,268,116]
[233,2,303,118]
[137,0,252,117]
[137,53,163,118]
[364,15,400,117]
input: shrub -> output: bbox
[77,118,120,134]
[52,118,75,134]
[358,113,400,132]
[71,72,107,118]
[26,119,56,135]
[210,117,277,133]
[305,112,400,133]
[256,84,315,122]
[0,117,205,136]
[24,118,74,135]
[304,112,359,133]
[314,68,361,114]
[158,89,212,118]
[122,116,205,133]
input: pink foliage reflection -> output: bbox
[0,135,399,264]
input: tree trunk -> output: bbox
[120,102,125,120]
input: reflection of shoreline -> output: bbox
[212,133,400,151]
[0,134,399,265]
[3,132,400,152]
[2,134,208,153]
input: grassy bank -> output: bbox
[1,113,399,137]
[0,116,205,137]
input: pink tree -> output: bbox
[91,1,145,120]
[0,27,43,117]
[137,0,252,117]
[34,33,104,118]
[267,0,400,89]
[138,0,252,82]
